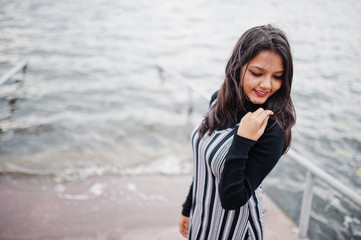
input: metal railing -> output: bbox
[287,150,361,237]
[0,59,28,85]
[0,60,29,132]
[157,63,361,239]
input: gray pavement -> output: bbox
[0,174,307,239]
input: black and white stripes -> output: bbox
[189,127,264,240]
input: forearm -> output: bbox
[182,181,193,217]
[219,134,255,209]
[219,123,284,210]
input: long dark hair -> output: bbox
[198,24,296,153]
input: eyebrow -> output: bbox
[249,66,284,74]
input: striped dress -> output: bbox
[182,93,284,240]
[188,126,265,240]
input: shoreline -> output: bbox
[0,174,306,239]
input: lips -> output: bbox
[254,89,269,97]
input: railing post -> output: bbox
[298,171,315,238]
[186,89,194,123]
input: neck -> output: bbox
[243,100,266,112]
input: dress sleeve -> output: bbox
[219,121,284,210]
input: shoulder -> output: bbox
[266,118,283,137]
[258,118,284,151]
[209,90,219,107]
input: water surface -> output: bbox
[1,0,361,239]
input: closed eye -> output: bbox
[250,71,262,77]
[273,75,283,80]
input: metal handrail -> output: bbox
[287,149,361,237]
[157,63,361,238]
[156,64,210,100]
[287,150,361,208]
[0,60,28,85]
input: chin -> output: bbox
[251,99,267,105]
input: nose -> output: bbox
[259,75,272,90]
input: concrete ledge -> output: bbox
[0,174,306,239]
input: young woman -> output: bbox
[179,25,296,240]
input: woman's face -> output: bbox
[241,50,283,105]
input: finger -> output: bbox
[180,221,188,238]
[179,220,185,236]
[253,108,265,117]
[180,225,186,238]
[257,110,273,121]
[244,111,252,118]
[240,111,252,123]
[182,229,187,238]
[260,115,270,130]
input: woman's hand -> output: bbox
[237,108,273,141]
[179,215,189,238]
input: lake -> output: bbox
[1,0,361,239]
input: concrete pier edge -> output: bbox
[0,174,308,239]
